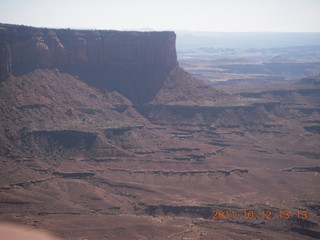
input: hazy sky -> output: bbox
[0,0,320,32]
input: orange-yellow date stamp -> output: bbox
[211,210,308,220]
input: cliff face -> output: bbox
[0,27,12,80]
[0,24,177,103]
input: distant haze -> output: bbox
[176,32,320,50]
[0,0,320,32]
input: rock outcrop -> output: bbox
[0,24,178,103]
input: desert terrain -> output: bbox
[0,24,319,239]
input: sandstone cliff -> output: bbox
[0,24,177,103]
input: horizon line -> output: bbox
[1,22,320,34]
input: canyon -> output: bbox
[0,24,319,240]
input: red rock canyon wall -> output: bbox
[0,24,178,103]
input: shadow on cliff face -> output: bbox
[61,65,172,104]
[10,63,173,104]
